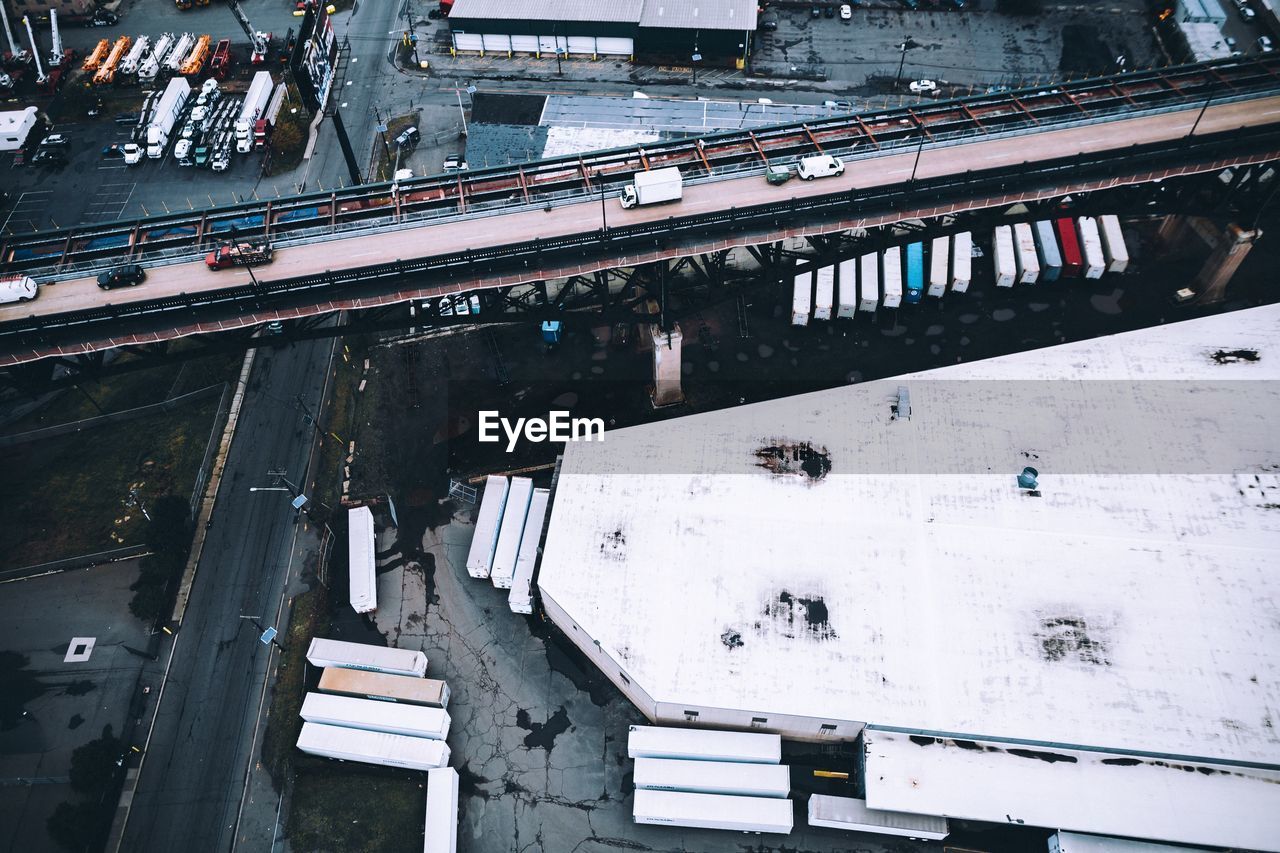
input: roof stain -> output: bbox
[755,441,832,482]
[1035,615,1111,666]
[1210,348,1260,364]
[760,590,838,641]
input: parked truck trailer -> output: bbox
[1033,220,1062,282]
[904,242,924,303]
[491,476,534,590]
[836,259,857,318]
[509,487,550,615]
[992,225,1017,287]
[813,265,834,320]
[306,637,428,677]
[1098,214,1129,272]
[348,505,376,614]
[300,692,450,740]
[881,247,902,308]
[425,767,460,853]
[859,252,879,310]
[295,722,450,770]
[319,667,450,708]
[807,794,949,840]
[791,270,811,326]
[950,231,972,292]
[146,76,191,158]
[1013,222,1040,284]
[634,757,790,798]
[234,70,273,153]
[1055,217,1083,277]
[928,236,949,298]
[633,789,794,834]
[1077,216,1106,279]
[466,475,509,579]
[627,725,781,764]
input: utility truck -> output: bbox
[235,70,273,153]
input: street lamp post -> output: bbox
[598,169,608,234]
[1188,85,1215,138]
[692,33,701,88]
[894,36,916,92]
[227,225,261,292]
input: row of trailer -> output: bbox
[791,233,974,325]
[992,215,1129,285]
[465,474,552,615]
[298,637,459,850]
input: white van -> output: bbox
[0,274,39,304]
[797,155,845,180]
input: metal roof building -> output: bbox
[447,0,757,63]
[536,306,1280,851]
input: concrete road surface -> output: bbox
[117,337,332,852]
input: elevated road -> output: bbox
[4,58,1280,368]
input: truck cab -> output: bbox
[205,242,273,270]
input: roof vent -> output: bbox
[1017,467,1039,489]
[891,385,911,421]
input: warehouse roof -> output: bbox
[539,306,1280,777]
[448,0,757,29]
[863,730,1280,851]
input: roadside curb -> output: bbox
[172,346,258,625]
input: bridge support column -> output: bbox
[1193,224,1262,304]
[650,324,685,409]
[1155,214,1188,247]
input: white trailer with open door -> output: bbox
[836,259,858,318]
[634,757,790,798]
[466,475,509,579]
[509,487,550,615]
[627,725,781,763]
[928,236,949,297]
[791,270,812,325]
[950,232,972,292]
[633,789,793,833]
[1098,215,1129,272]
[881,247,902,308]
[491,476,533,589]
[859,253,879,310]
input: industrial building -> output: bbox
[0,107,36,152]
[537,305,1280,851]
[446,0,756,65]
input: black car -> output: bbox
[30,149,67,166]
[824,5,835,16]
[97,265,146,290]
[811,6,822,16]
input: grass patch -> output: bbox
[261,585,330,784]
[288,769,424,853]
[265,81,311,178]
[370,111,421,183]
[0,394,222,569]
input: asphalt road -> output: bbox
[118,337,331,852]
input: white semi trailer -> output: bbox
[295,722,450,770]
[235,70,273,153]
[928,236,949,298]
[791,270,811,326]
[319,667,450,708]
[348,506,376,614]
[836,259,857,318]
[813,265,834,320]
[881,247,902,308]
[300,692,450,740]
[425,767,460,853]
[466,475,509,579]
[509,487,550,615]
[858,253,879,310]
[306,637,428,678]
[627,725,781,764]
[633,789,794,834]
[1098,214,1129,273]
[1013,222,1041,284]
[992,225,1017,287]
[634,757,790,798]
[950,231,972,292]
[491,476,534,590]
[807,794,949,840]
[1077,216,1106,278]
[1032,220,1062,282]
[146,76,191,158]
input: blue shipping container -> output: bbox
[904,242,924,304]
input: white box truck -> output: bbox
[791,270,811,326]
[1032,220,1062,282]
[491,476,533,590]
[619,166,682,209]
[881,247,903,308]
[146,76,191,159]
[951,231,972,292]
[634,758,790,798]
[1013,222,1040,284]
[928,236,949,298]
[235,71,274,153]
[836,259,858,318]
[466,475,509,579]
[296,722,450,771]
[1077,216,1106,279]
[425,767,460,853]
[627,725,781,764]
[858,253,879,311]
[807,794,949,840]
[300,692,450,740]
[348,506,377,614]
[509,487,550,615]
[306,637,428,678]
[0,274,39,304]
[319,668,450,709]
[1098,214,1129,273]
[813,265,834,321]
[993,225,1017,287]
[633,789,793,834]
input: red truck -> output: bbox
[205,242,274,270]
